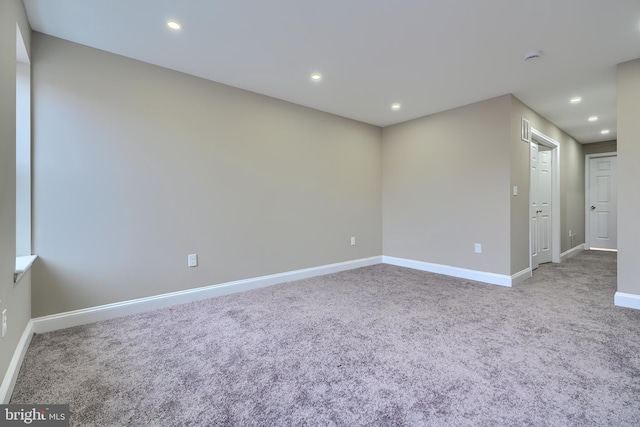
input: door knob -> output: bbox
[591,205,596,210]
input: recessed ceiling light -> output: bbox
[310,73,322,81]
[391,103,401,111]
[601,129,610,135]
[570,96,582,104]
[167,20,182,30]
[588,116,598,122]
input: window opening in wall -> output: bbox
[16,23,31,258]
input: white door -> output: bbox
[588,156,617,250]
[537,147,552,264]
[531,142,553,270]
[531,141,540,270]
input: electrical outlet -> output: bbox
[474,243,482,253]
[569,229,572,237]
[351,236,356,246]
[2,309,7,338]
[188,253,198,267]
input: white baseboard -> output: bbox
[0,320,34,404]
[511,267,532,285]
[561,244,585,262]
[614,292,640,310]
[31,256,383,334]
[382,256,513,287]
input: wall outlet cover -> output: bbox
[188,254,198,267]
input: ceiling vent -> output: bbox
[524,50,542,61]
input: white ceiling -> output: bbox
[22,0,640,143]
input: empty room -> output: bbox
[2,0,640,425]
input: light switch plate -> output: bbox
[2,309,7,338]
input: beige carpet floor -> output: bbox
[10,250,640,426]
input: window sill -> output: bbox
[15,255,38,284]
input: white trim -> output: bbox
[585,152,617,250]
[382,256,513,287]
[31,256,382,334]
[15,255,37,273]
[14,255,37,284]
[530,129,561,265]
[511,267,532,285]
[0,320,34,404]
[614,292,640,310]
[560,244,585,262]
[15,28,31,257]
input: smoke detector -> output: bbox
[523,50,542,61]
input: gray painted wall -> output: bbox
[510,96,585,267]
[27,33,596,319]
[508,96,531,274]
[382,94,585,278]
[583,140,617,156]
[382,95,512,275]
[559,139,586,254]
[617,58,640,296]
[0,0,31,390]
[31,34,382,317]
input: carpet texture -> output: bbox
[10,251,640,426]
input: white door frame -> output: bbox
[585,152,617,250]
[530,128,561,266]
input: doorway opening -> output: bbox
[530,129,560,271]
[585,153,617,251]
